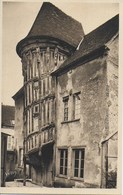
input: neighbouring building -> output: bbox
[12,87,24,178]
[51,14,118,188]
[15,2,119,188]
[1,104,16,184]
[1,131,8,187]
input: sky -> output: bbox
[1,1,119,106]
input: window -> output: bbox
[7,136,11,150]
[73,93,81,119]
[47,101,50,123]
[28,85,31,104]
[29,139,31,150]
[73,148,85,179]
[34,81,39,88]
[33,53,39,77]
[63,96,69,121]
[43,79,45,95]
[32,137,33,148]
[34,104,39,114]
[33,117,39,131]
[33,81,39,101]
[59,149,68,176]
[35,135,38,146]
[29,65,32,79]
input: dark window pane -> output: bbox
[65,159,67,166]
[81,150,85,159]
[65,151,68,158]
[75,150,79,159]
[64,117,68,121]
[74,168,78,177]
[75,159,79,168]
[65,168,67,175]
[60,167,63,174]
[64,112,68,117]
[81,160,84,169]
[59,149,68,175]
[60,159,63,166]
[64,101,68,106]
[60,150,64,158]
[80,169,84,178]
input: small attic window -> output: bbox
[11,120,15,125]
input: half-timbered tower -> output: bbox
[16,2,84,186]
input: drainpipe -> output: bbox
[101,141,108,188]
[23,138,26,186]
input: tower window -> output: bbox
[33,81,39,101]
[34,104,39,114]
[33,117,39,131]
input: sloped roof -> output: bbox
[52,14,119,75]
[12,87,24,101]
[17,2,84,56]
[1,105,15,128]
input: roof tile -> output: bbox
[1,105,15,128]
[53,14,119,74]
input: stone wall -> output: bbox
[106,36,118,135]
[14,95,24,173]
[55,54,108,187]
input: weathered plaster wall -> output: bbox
[14,96,24,167]
[106,36,118,135]
[31,147,53,186]
[55,55,108,187]
[31,166,42,186]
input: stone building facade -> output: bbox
[12,87,24,177]
[52,15,119,188]
[1,131,8,186]
[1,105,16,177]
[16,2,119,188]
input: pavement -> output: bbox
[5,180,43,187]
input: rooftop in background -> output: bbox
[1,104,15,128]
[52,14,119,75]
[16,2,84,56]
[12,87,24,101]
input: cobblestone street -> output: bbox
[5,181,43,187]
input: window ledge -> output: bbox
[70,177,84,182]
[61,119,80,124]
[57,174,68,179]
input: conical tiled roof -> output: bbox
[17,2,84,56]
